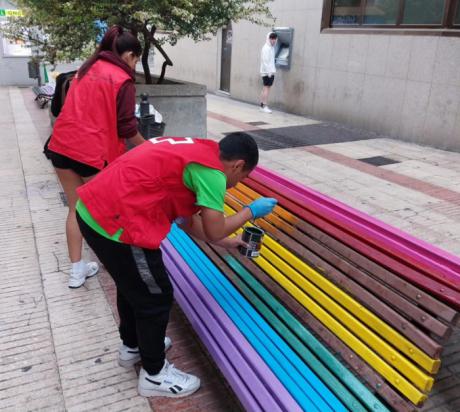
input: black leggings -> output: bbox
[77,213,173,374]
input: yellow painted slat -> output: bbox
[224,203,435,393]
[261,242,434,392]
[227,189,440,375]
[265,235,438,375]
[255,252,427,406]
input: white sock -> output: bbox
[72,260,85,274]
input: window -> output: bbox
[364,0,399,24]
[402,0,445,24]
[325,0,460,30]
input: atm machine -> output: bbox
[273,27,294,70]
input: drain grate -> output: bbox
[59,192,68,207]
[246,121,269,126]
[358,156,400,166]
[226,122,380,151]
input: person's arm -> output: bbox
[179,207,253,243]
[117,81,145,146]
[126,131,145,146]
[261,45,272,74]
[178,197,277,243]
[178,163,276,243]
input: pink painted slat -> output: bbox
[252,166,460,292]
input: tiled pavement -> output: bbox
[0,87,459,411]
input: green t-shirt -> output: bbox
[76,163,226,242]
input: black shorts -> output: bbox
[46,149,100,177]
[262,75,275,87]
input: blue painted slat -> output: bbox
[169,225,347,412]
[163,244,299,412]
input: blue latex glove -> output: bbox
[247,197,277,219]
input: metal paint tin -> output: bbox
[239,226,264,258]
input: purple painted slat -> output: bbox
[170,275,259,411]
[252,166,460,291]
[162,240,302,412]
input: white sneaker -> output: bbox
[259,105,272,113]
[118,337,172,368]
[138,360,200,398]
[68,261,99,288]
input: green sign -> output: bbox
[0,9,24,17]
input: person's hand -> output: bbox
[213,234,247,250]
[247,197,277,219]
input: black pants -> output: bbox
[77,214,173,375]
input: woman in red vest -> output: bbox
[46,25,145,288]
[76,133,277,398]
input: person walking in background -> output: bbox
[75,132,277,398]
[45,25,146,288]
[259,32,278,113]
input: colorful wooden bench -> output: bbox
[162,165,460,412]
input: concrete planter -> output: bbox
[135,74,207,138]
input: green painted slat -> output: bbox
[220,252,390,412]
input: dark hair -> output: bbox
[78,25,142,79]
[219,132,259,171]
[269,32,278,39]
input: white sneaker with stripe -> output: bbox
[138,360,200,398]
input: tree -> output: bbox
[1,0,274,84]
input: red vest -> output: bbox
[77,137,225,249]
[49,60,131,169]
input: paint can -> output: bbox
[239,226,264,258]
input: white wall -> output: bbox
[0,49,35,86]
[152,0,460,151]
[152,34,221,92]
[0,0,35,86]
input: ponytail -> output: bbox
[99,25,123,54]
[78,25,142,79]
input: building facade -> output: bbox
[154,0,460,151]
[0,0,36,86]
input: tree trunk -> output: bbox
[141,27,152,84]
[152,40,173,84]
[140,24,173,85]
